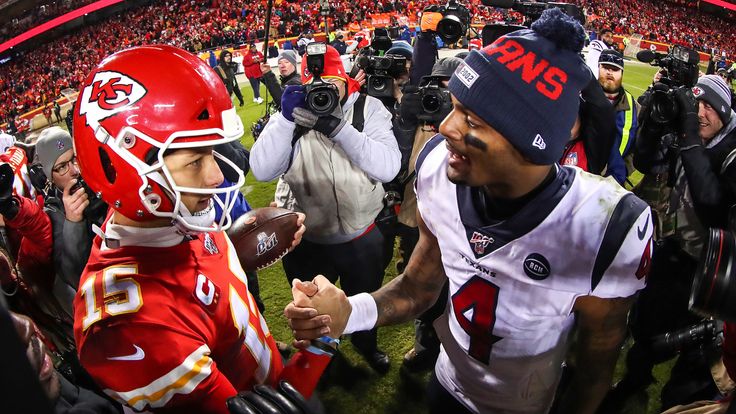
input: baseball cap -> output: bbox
[599,49,624,71]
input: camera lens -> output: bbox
[314,93,329,107]
[690,228,736,323]
[422,93,441,113]
[651,320,720,354]
[437,15,465,44]
[650,90,678,124]
[306,84,338,116]
[370,76,387,92]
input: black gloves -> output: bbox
[293,105,346,138]
[0,163,18,219]
[227,381,312,414]
[398,85,421,126]
[674,86,701,148]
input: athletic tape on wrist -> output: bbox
[344,292,377,334]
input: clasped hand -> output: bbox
[283,275,351,348]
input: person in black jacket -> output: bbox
[607,74,736,411]
[330,34,348,55]
[559,77,617,176]
[215,50,245,107]
[260,50,301,109]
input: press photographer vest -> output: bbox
[283,93,386,243]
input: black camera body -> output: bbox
[425,0,471,44]
[398,77,453,129]
[637,46,701,125]
[417,76,453,125]
[356,53,407,98]
[70,177,96,200]
[251,112,270,141]
[304,43,340,116]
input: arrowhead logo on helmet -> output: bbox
[79,71,147,138]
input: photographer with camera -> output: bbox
[351,36,417,268]
[215,50,246,107]
[0,136,76,354]
[250,44,401,374]
[397,56,463,373]
[35,127,107,293]
[611,74,736,410]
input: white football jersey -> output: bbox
[585,39,610,79]
[415,136,652,414]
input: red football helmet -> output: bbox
[73,45,244,233]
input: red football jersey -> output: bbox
[74,229,282,413]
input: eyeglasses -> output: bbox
[52,155,78,175]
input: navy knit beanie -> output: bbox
[448,8,592,165]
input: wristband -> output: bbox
[317,335,340,346]
[343,292,378,334]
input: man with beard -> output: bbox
[586,28,615,79]
[598,49,639,185]
[285,10,653,414]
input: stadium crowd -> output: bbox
[579,0,736,57]
[1,0,735,128]
[0,0,97,43]
[1,2,736,413]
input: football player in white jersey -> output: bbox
[285,9,653,414]
[585,27,615,79]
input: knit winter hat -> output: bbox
[448,8,592,165]
[431,57,464,79]
[278,50,298,69]
[692,75,732,125]
[35,126,72,179]
[386,41,414,59]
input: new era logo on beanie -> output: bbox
[448,8,592,165]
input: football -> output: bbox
[227,207,300,271]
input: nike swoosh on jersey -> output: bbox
[637,216,650,240]
[108,345,145,361]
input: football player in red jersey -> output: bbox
[71,44,329,414]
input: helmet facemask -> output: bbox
[73,45,248,234]
[93,107,245,234]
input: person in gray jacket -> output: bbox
[250,45,400,374]
[35,127,107,293]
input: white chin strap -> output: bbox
[174,199,217,234]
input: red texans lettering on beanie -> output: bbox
[482,38,567,101]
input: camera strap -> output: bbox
[351,93,367,133]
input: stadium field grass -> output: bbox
[233,62,677,414]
